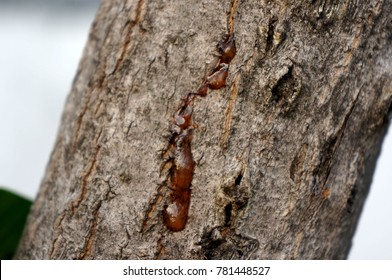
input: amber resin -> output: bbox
[162,97,195,232]
[162,35,236,232]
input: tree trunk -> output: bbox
[16,0,392,259]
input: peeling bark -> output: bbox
[17,0,392,259]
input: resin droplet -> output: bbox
[207,64,229,89]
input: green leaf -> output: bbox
[0,188,32,259]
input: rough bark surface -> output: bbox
[17,0,392,259]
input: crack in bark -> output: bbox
[72,3,121,145]
[154,237,165,259]
[319,87,362,191]
[141,184,165,232]
[228,0,239,36]
[72,130,103,210]
[74,96,91,146]
[220,165,249,223]
[94,99,104,117]
[79,199,103,259]
[266,17,278,52]
[221,72,241,148]
[290,143,308,183]
[49,129,103,258]
[112,0,146,74]
[49,213,67,259]
[126,121,134,137]
[284,198,327,258]
[165,77,178,116]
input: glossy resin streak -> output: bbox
[163,35,236,232]
[163,101,195,232]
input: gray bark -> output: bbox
[17,0,392,259]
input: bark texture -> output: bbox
[17,0,392,259]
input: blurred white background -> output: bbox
[0,0,391,259]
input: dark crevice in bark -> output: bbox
[271,64,294,104]
[266,17,278,52]
[197,226,259,260]
[234,173,243,187]
[346,185,358,214]
[224,203,233,226]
